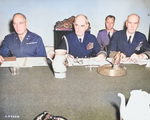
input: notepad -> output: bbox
[4,57,16,61]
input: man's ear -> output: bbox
[26,21,28,27]
[125,20,127,27]
[86,23,89,30]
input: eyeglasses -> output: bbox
[13,21,26,26]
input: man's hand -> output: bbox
[48,52,54,60]
[94,54,106,62]
[130,53,148,60]
[67,54,74,59]
[137,53,148,59]
[120,53,126,60]
[0,55,4,64]
[119,53,128,62]
[113,52,128,64]
[109,51,126,60]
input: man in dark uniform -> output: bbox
[0,13,46,63]
[108,13,150,60]
[59,14,107,62]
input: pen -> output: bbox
[23,57,27,66]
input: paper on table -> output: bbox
[120,58,150,65]
[1,57,17,67]
[1,61,18,67]
[16,58,32,67]
[1,57,48,67]
[25,57,48,67]
[67,57,150,67]
[145,61,150,67]
[67,57,111,66]
[136,59,150,65]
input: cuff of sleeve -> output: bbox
[144,53,150,59]
[97,51,107,57]
[109,51,118,58]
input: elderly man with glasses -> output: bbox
[0,13,46,63]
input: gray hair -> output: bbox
[74,14,88,24]
[13,13,27,20]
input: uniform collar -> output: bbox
[126,30,135,43]
[15,30,31,42]
[14,29,30,41]
[107,29,114,37]
[77,34,84,43]
[25,29,31,40]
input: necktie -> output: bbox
[79,38,82,43]
[108,32,111,40]
[128,36,131,44]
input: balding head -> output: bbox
[74,14,88,24]
[13,13,27,21]
[73,14,89,37]
[126,14,140,34]
[127,14,140,23]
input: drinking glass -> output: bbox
[10,65,19,76]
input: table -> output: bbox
[0,64,150,120]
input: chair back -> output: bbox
[54,16,91,49]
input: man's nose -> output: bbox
[78,26,81,31]
[131,23,134,28]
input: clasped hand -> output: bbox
[119,53,148,62]
[93,54,106,62]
